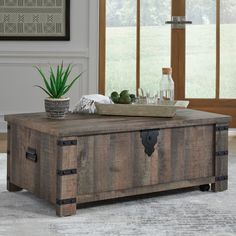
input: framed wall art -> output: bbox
[0,0,70,40]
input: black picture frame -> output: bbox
[0,0,70,41]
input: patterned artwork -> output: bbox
[0,0,69,40]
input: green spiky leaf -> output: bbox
[34,85,53,98]
[63,72,83,95]
[35,66,53,95]
[34,63,83,99]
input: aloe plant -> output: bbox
[35,63,82,99]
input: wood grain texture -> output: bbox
[187,106,235,127]
[95,103,179,117]
[76,125,215,201]
[4,109,230,137]
[5,110,230,217]
[7,125,22,192]
[212,123,228,192]
[171,0,185,100]
[8,124,57,203]
[77,177,215,204]
[56,137,77,217]
[172,0,185,16]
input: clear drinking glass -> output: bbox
[146,90,158,104]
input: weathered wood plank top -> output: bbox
[5,109,231,137]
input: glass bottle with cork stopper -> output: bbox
[159,67,174,101]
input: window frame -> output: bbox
[99,0,236,127]
[99,0,141,95]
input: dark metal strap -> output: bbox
[215,126,228,132]
[56,198,76,206]
[7,125,10,130]
[57,140,77,146]
[215,176,228,182]
[57,169,77,176]
[216,151,228,156]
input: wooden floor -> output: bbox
[229,131,236,155]
[0,133,7,153]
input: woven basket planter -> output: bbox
[45,97,70,119]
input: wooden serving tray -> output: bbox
[95,101,189,118]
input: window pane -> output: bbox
[220,0,236,98]
[186,0,216,98]
[105,0,136,95]
[140,1,171,96]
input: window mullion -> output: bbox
[216,0,220,99]
[99,0,106,95]
[136,0,141,95]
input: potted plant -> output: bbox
[35,62,82,119]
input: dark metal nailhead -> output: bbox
[216,150,228,156]
[216,176,228,181]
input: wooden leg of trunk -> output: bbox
[56,199,77,217]
[212,156,228,192]
[7,183,22,192]
[212,177,228,192]
[56,137,78,217]
[7,124,22,192]
[7,179,23,192]
[56,176,77,217]
[212,124,228,192]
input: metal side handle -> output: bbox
[26,148,37,162]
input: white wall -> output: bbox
[0,0,99,132]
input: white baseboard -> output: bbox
[0,115,6,133]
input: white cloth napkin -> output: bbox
[73,94,113,114]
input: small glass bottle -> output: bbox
[159,67,174,101]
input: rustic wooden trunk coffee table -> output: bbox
[5,109,230,217]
